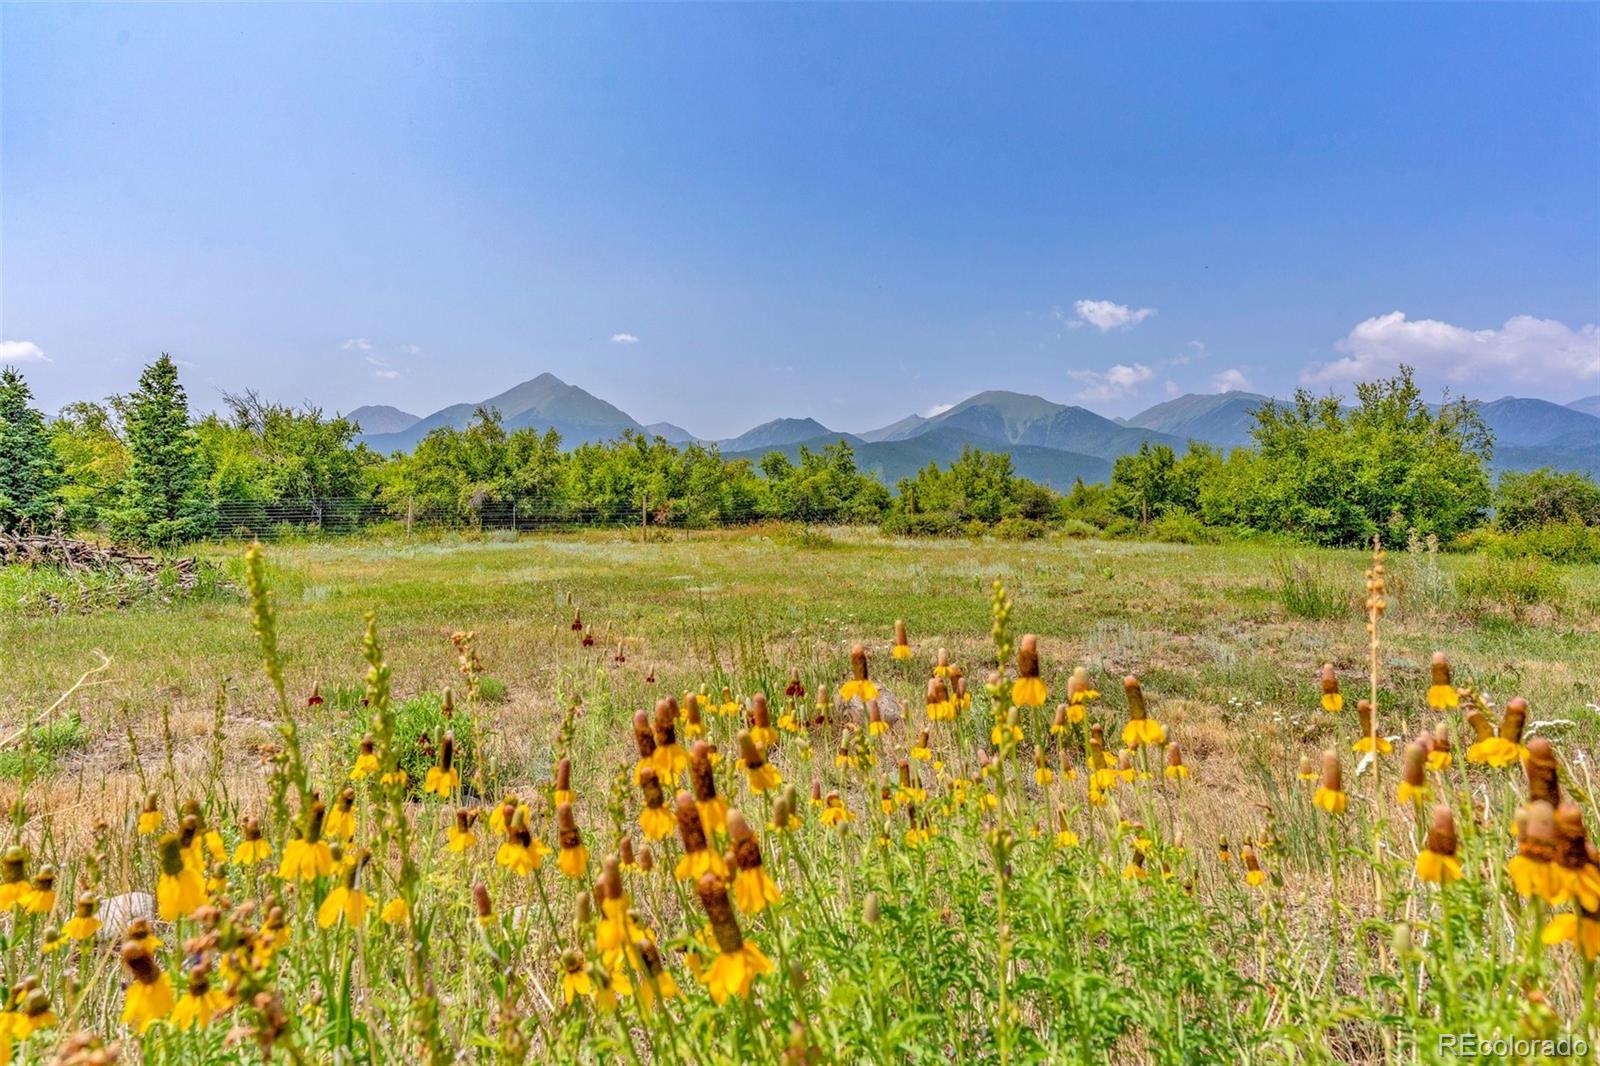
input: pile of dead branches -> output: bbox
[0,530,198,590]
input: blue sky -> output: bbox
[4,3,1597,438]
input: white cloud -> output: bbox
[610,333,640,345]
[1069,362,1155,401]
[924,403,954,418]
[0,340,51,364]
[1211,367,1252,392]
[1306,311,1600,390]
[342,338,372,351]
[1067,299,1156,333]
[1164,379,1183,398]
[366,355,399,380]
[401,344,421,355]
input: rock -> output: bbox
[98,892,157,938]
[843,688,904,725]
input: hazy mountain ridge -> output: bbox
[346,404,421,435]
[354,372,1600,479]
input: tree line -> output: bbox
[1,356,1596,554]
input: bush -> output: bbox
[1147,509,1217,545]
[336,688,480,794]
[1494,468,1600,530]
[992,516,1046,541]
[1269,555,1348,619]
[0,714,84,780]
[1456,554,1564,617]
[1059,518,1099,539]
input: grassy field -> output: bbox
[0,526,1598,1062]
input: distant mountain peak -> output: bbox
[346,404,421,435]
[722,417,835,452]
[644,421,701,444]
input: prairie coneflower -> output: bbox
[695,873,774,1004]
[727,810,781,914]
[892,619,913,660]
[867,699,888,737]
[171,960,233,1030]
[593,857,647,969]
[690,742,728,834]
[278,801,335,881]
[381,898,410,925]
[840,644,879,704]
[1396,744,1430,805]
[635,937,681,1010]
[1552,803,1600,910]
[926,677,955,722]
[1466,697,1529,768]
[1066,666,1098,722]
[953,669,972,712]
[1352,699,1392,755]
[1297,755,1317,782]
[738,731,782,794]
[10,986,56,1038]
[785,668,805,699]
[21,865,55,915]
[637,768,674,840]
[1033,745,1055,786]
[424,732,459,797]
[233,816,272,865]
[1507,802,1558,902]
[1543,905,1600,961]
[1217,835,1232,864]
[317,849,374,928]
[718,687,740,717]
[1011,635,1047,709]
[1055,811,1080,849]
[349,734,380,781]
[1164,743,1189,780]
[749,694,778,749]
[911,729,933,762]
[1526,737,1562,808]
[991,707,1023,749]
[496,804,551,876]
[1426,723,1453,771]
[138,792,163,835]
[1426,652,1459,709]
[448,808,480,852]
[556,803,589,879]
[62,892,101,940]
[560,950,593,1006]
[1415,805,1462,884]
[1121,676,1165,747]
[121,938,175,1033]
[325,787,357,840]
[156,833,207,921]
[674,792,730,881]
[632,711,658,784]
[554,758,575,806]
[1242,844,1266,888]
[1312,752,1348,815]
[683,693,707,739]
[1319,663,1343,712]
[652,698,690,779]
[820,791,855,828]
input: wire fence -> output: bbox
[209,497,773,540]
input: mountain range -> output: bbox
[348,374,1600,488]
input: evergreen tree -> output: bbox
[0,366,62,530]
[110,354,215,545]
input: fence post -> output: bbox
[406,497,414,536]
[512,500,518,535]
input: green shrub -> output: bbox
[477,676,509,703]
[992,516,1046,541]
[1059,518,1099,539]
[1147,509,1217,545]
[337,688,479,794]
[0,714,85,780]
[1456,554,1564,617]
[1269,554,1348,619]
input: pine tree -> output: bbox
[110,354,215,545]
[0,366,62,530]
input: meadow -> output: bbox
[0,526,1598,1063]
